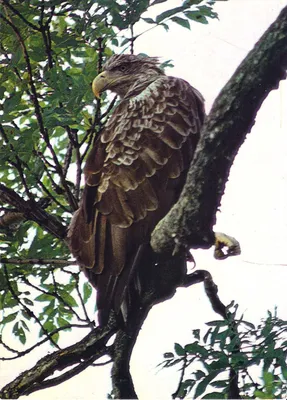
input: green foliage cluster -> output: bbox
[0,0,218,348]
[162,305,287,399]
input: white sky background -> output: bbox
[1,1,287,398]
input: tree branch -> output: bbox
[0,184,67,240]
[0,317,117,399]
[151,5,287,254]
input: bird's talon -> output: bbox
[214,232,241,260]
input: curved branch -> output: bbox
[151,5,287,254]
[0,317,117,399]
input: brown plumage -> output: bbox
[68,54,205,324]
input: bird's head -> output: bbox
[92,54,164,98]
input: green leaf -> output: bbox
[211,379,228,388]
[206,320,228,327]
[142,17,155,24]
[203,327,212,343]
[13,322,26,344]
[208,356,229,371]
[59,291,78,307]
[0,86,6,98]
[174,342,185,356]
[57,316,70,328]
[198,5,218,19]
[150,0,167,5]
[171,16,190,29]
[185,10,209,24]
[185,342,209,358]
[23,297,34,306]
[1,312,18,325]
[194,371,220,398]
[231,353,249,367]
[279,360,287,380]
[83,282,93,303]
[202,392,224,399]
[3,92,22,114]
[20,319,30,331]
[156,6,186,23]
[263,371,274,396]
[34,293,55,302]
[254,390,272,399]
[52,332,59,344]
[194,370,206,380]
[193,329,200,340]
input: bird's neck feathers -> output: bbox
[123,72,165,101]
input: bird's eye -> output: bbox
[119,65,127,72]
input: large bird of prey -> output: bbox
[68,54,205,325]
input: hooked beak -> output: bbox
[92,71,108,98]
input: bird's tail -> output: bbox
[68,207,147,325]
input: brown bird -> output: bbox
[68,54,205,325]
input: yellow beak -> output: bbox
[92,71,108,98]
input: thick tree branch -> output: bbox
[0,317,117,399]
[0,184,67,240]
[151,5,287,254]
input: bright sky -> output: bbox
[1,1,287,399]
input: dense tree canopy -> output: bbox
[0,0,287,398]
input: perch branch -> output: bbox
[151,5,287,254]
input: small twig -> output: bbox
[0,338,19,355]
[80,129,96,162]
[73,274,93,324]
[62,141,73,178]
[172,351,187,399]
[92,359,113,367]
[99,95,117,120]
[130,23,135,54]
[44,5,55,27]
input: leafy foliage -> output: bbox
[0,0,217,350]
[161,306,287,398]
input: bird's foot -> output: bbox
[214,232,241,260]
